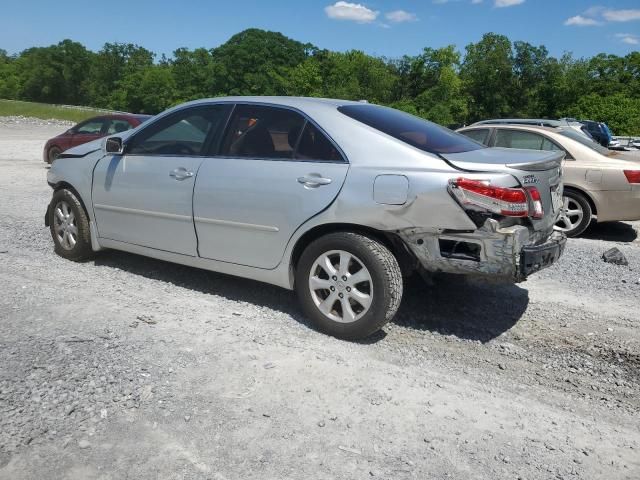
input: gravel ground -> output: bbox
[0,119,639,480]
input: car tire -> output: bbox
[47,146,62,164]
[555,189,592,237]
[49,189,94,262]
[295,232,403,340]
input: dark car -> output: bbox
[580,120,613,147]
[43,114,151,163]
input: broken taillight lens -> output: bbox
[450,178,529,217]
[624,170,640,184]
[525,186,544,219]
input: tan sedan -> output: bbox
[457,124,640,236]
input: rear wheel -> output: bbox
[47,146,62,164]
[555,190,592,237]
[295,232,403,340]
[49,189,94,261]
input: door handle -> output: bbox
[297,174,332,188]
[169,168,194,181]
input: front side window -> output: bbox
[75,119,105,135]
[460,128,490,146]
[338,104,484,155]
[221,105,305,159]
[127,105,230,156]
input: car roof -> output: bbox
[462,123,558,133]
[189,96,363,107]
[471,118,566,127]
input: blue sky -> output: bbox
[2,1,639,59]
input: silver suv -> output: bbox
[46,97,566,340]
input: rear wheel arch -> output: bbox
[563,185,597,215]
[290,223,417,285]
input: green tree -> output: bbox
[15,40,91,104]
[211,29,314,96]
[171,48,217,101]
[565,93,640,136]
[86,43,154,109]
[460,33,515,121]
[0,49,20,99]
[392,46,468,126]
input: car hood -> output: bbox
[61,130,136,158]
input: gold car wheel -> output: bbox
[555,196,585,234]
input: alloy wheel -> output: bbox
[308,250,373,323]
[53,201,78,250]
[555,196,584,233]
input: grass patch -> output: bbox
[0,99,113,123]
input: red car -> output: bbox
[43,113,151,163]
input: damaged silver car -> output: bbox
[46,97,566,340]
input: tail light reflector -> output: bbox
[525,186,544,219]
[450,178,529,217]
[624,170,640,184]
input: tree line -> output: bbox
[1,29,639,134]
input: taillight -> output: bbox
[450,178,529,217]
[525,186,544,219]
[624,170,640,184]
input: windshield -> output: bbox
[338,104,485,154]
[558,128,611,155]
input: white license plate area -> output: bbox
[550,186,563,213]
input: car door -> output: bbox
[193,104,349,269]
[70,117,108,148]
[92,104,232,256]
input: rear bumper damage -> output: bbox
[399,219,566,282]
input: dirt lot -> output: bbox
[1,120,639,480]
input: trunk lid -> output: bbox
[442,147,564,234]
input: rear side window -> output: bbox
[295,122,344,162]
[127,105,230,156]
[460,129,490,146]
[338,104,484,154]
[541,138,563,151]
[221,105,305,159]
[495,130,546,150]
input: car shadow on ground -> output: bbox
[582,221,638,242]
[94,251,528,344]
[392,274,529,343]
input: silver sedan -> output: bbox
[46,97,565,340]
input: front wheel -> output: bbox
[49,189,94,261]
[554,190,592,237]
[295,232,403,340]
[47,146,62,164]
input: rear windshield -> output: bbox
[338,104,484,154]
[558,128,610,155]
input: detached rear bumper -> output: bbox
[520,232,566,279]
[398,221,566,283]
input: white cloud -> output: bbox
[385,10,418,23]
[325,2,379,23]
[564,15,600,27]
[495,0,524,7]
[602,9,640,22]
[616,33,639,45]
[565,6,640,27]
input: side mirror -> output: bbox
[105,137,124,155]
